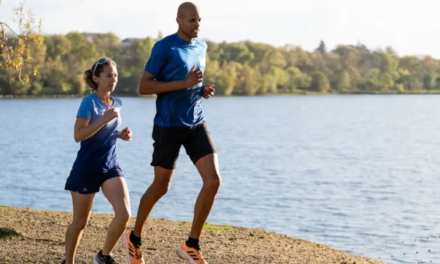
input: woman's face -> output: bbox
[94,64,118,93]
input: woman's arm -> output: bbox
[74,107,118,142]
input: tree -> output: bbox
[216,61,240,95]
[423,74,435,90]
[260,72,277,94]
[44,35,71,59]
[374,51,398,74]
[422,56,439,73]
[204,60,220,86]
[316,40,326,54]
[65,32,99,65]
[346,66,361,90]
[435,77,440,90]
[244,41,274,67]
[366,68,380,91]
[240,64,261,96]
[285,67,311,93]
[92,33,121,57]
[333,45,361,69]
[337,70,351,91]
[220,42,254,65]
[0,1,43,93]
[310,51,328,73]
[292,47,312,72]
[310,71,330,93]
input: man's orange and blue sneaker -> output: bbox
[122,231,145,264]
[177,241,209,264]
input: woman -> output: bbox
[61,58,132,264]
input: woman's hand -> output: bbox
[102,106,119,124]
[118,127,132,141]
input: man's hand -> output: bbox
[118,127,132,141]
[202,83,215,99]
[185,65,204,87]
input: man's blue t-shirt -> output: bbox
[72,93,122,173]
[145,33,207,127]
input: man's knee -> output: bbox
[150,180,171,198]
[204,174,221,192]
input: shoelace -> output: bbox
[133,246,144,259]
[134,248,142,259]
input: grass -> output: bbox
[203,223,232,231]
[178,221,232,231]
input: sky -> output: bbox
[1,0,439,58]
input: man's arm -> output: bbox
[139,66,204,95]
[138,71,187,95]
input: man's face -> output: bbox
[178,10,201,38]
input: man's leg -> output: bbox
[123,125,183,264]
[180,121,221,254]
[177,153,221,264]
[190,153,221,239]
[122,167,174,264]
[134,125,183,237]
[133,167,174,237]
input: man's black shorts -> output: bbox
[150,121,216,170]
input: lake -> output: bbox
[1,95,439,263]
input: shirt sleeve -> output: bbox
[145,41,168,76]
[76,97,93,120]
[114,97,122,107]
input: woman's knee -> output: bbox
[71,217,89,230]
[115,209,131,224]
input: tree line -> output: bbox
[1,32,440,96]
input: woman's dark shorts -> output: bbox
[65,166,123,194]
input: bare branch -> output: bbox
[0,22,21,38]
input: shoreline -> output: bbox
[0,206,385,264]
[1,90,440,99]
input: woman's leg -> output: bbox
[65,192,95,264]
[101,176,131,255]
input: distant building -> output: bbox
[82,33,141,47]
[122,38,141,47]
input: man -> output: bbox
[122,2,220,264]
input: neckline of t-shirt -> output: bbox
[173,33,197,46]
[92,93,115,107]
